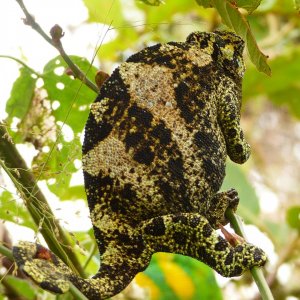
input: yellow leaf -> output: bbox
[135,273,160,300]
[158,259,195,299]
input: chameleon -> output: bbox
[13,31,267,299]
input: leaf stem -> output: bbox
[0,55,40,76]
[226,208,274,300]
[14,0,99,93]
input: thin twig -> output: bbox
[226,208,274,300]
[15,0,99,93]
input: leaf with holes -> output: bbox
[5,67,37,123]
[42,55,98,134]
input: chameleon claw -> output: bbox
[219,224,245,246]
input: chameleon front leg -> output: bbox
[206,189,239,229]
[218,83,251,164]
[140,213,267,277]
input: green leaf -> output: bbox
[234,0,262,13]
[5,67,36,123]
[214,0,271,75]
[243,49,300,119]
[32,136,83,200]
[144,253,221,300]
[222,161,260,221]
[97,27,139,61]
[173,255,222,300]
[142,0,198,24]
[195,0,271,75]
[43,55,97,134]
[138,0,165,6]
[295,0,300,13]
[286,206,300,230]
[195,0,213,8]
[82,0,123,24]
[0,191,36,230]
[4,276,36,300]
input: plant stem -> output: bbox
[226,208,274,300]
[0,123,85,277]
[0,244,13,261]
[15,0,99,94]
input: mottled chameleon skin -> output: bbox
[13,31,267,299]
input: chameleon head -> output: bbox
[186,30,245,78]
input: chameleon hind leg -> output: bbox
[140,213,267,277]
[13,239,152,300]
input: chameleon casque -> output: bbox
[13,31,267,299]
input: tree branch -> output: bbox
[15,0,99,93]
[226,208,274,300]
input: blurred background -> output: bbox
[0,0,300,299]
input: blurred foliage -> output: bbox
[1,0,300,299]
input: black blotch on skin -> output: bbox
[202,223,213,238]
[174,82,194,123]
[227,128,237,138]
[133,147,155,165]
[172,215,188,225]
[124,132,144,149]
[215,239,227,251]
[128,105,153,128]
[200,38,209,49]
[40,282,62,294]
[225,252,234,265]
[194,130,211,148]
[83,171,113,211]
[168,157,184,180]
[234,144,243,153]
[144,218,166,236]
[156,245,170,252]
[151,123,172,145]
[127,43,162,63]
[120,183,136,200]
[93,230,107,255]
[83,117,112,154]
[154,54,171,65]
[235,245,243,252]
[211,43,220,62]
[206,255,217,268]
[233,266,243,276]
[190,216,201,227]
[202,158,217,176]
[173,232,187,245]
